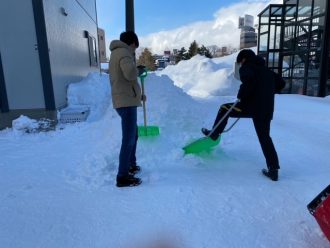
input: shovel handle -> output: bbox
[208,99,240,137]
[223,118,240,133]
[141,79,147,128]
[139,69,148,128]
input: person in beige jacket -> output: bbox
[109,31,143,187]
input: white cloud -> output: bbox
[139,0,282,54]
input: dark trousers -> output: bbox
[116,107,138,177]
[212,103,280,170]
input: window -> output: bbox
[259,33,269,51]
[313,0,326,15]
[85,31,98,67]
[298,0,312,18]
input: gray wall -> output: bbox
[43,0,99,108]
[0,0,45,110]
[76,0,97,22]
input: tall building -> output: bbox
[0,0,100,128]
[258,0,330,96]
[239,15,258,49]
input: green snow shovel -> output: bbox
[183,100,240,155]
[137,69,160,137]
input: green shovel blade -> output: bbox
[183,136,221,154]
[138,125,160,137]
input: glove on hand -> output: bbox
[137,65,146,76]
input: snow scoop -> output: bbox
[183,100,240,154]
[307,184,330,241]
[137,69,160,137]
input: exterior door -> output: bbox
[0,0,45,110]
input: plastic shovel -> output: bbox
[183,100,240,154]
[137,70,160,137]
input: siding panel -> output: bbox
[43,0,98,108]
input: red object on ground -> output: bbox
[307,185,330,242]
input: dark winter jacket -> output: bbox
[237,56,282,120]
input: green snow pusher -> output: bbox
[137,69,160,137]
[182,136,221,154]
[183,100,240,155]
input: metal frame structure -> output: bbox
[258,0,330,96]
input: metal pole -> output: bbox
[125,0,135,31]
[318,0,330,97]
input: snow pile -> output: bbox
[100,63,108,70]
[158,50,254,98]
[12,115,39,131]
[11,115,54,133]
[158,53,240,98]
[66,73,111,121]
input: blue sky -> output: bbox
[96,0,278,54]
[97,0,242,39]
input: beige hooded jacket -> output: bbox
[109,40,142,109]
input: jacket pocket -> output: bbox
[132,86,137,97]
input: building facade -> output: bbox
[258,0,330,96]
[239,15,258,49]
[0,0,100,128]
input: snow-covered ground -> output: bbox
[1,53,329,248]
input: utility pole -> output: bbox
[125,0,134,31]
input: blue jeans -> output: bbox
[116,107,138,177]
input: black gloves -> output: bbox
[137,65,146,76]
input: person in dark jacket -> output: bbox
[202,49,285,181]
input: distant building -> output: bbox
[240,27,258,49]
[239,15,254,29]
[155,57,170,69]
[153,49,177,69]
[221,47,229,56]
[238,17,245,29]
[168,54,177,65]
[97,28,107,63]
[239,15,257,49]
[164,50,171,56]
[0,0,100,128]
[163,50,176,65]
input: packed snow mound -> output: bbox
[157,51,244,98]
[67,73,111,121]
[12,115,39,131]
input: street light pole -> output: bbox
[125,0,134,31]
